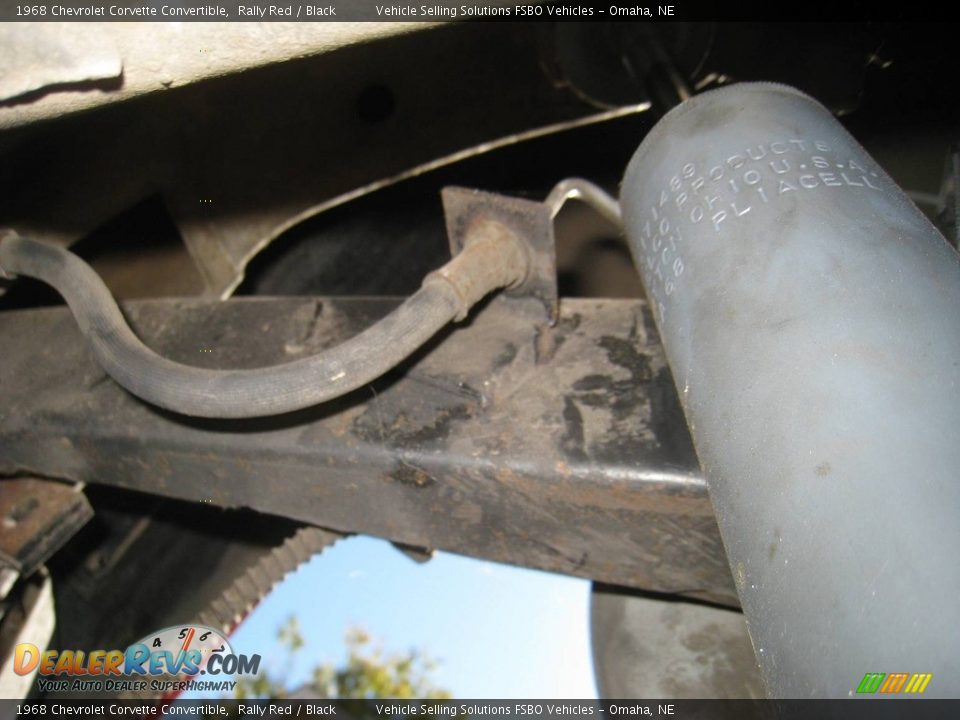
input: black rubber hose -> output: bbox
[0,229,527,418]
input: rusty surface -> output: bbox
[442,187,559,324]
[0,478,93,576]
[0,295,735,606]
[428,202,530,322]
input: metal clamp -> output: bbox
[442,187,559,325]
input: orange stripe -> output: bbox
[180,628,195,653]
[891,673,908,693]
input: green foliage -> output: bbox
[235,617,450,701]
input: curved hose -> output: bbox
[0,224,528,419]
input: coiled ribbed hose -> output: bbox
[0,223,528,419]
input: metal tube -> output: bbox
[621,83,960,697]
[545,177,623,227]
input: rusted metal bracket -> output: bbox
[0,478,93,579]
[442,187,559,325]
[0,296,736,606]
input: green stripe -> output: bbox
[857,673,885,693]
